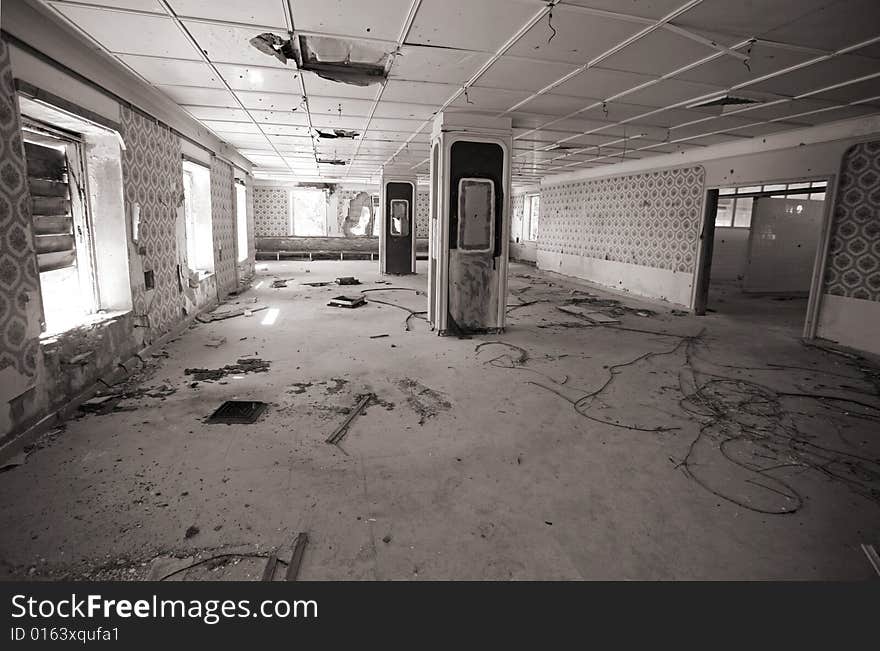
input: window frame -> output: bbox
[457,177,495,253]
[390,198,410,237]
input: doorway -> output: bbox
[695,179,830,334]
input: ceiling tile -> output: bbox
[157,85,238,107]
[618,77,727,108]
[675,43,814,88]
[519,93,593,116]
[372,102,437,120]
[301,72,381,100]
[54,4,198,58]
[166,0,287,28]
[677,0,848,41]
[249,109,311,125]
[597,28,726,76]
[390,45,490,84]
[558,0,690,20]
[406,0,540,52]
[307,96,376,117]
[382,80,458,105]
[507,6,642,64]
[214,64,302,93]
[475,55,581,91]
[747,54,880,97]
[183,106,252,121]
[199,120,263,134]
[50,0,163,12]
[449,86,533,111]
[183,21,288,67]
[119,54,223,87]
[808,77,880,105]
[291,0,412,42]
[236,90,308,111]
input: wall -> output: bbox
[254,187,289,237]
[0,30,253,443]
[743,197,823,294]
[710,228,749,283]
[538,166,705,305]
[817,140,880,354]
[210,157,237,297]
[0,37,44,437]
[510,192,537,263]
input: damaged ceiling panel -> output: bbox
[249,32,391,86]
[43,0,880,183]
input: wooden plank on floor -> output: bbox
[285,532,308,581]
[261,553,278,581]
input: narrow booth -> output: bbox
[428,113,512,335]
[379,174,417,275]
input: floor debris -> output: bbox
[286,532,308,581]
[205,336,227,348]
[398,378,452,425]
[335,276,360,285]
[196,305,268,323]
[326,393,374,445]
[328,295,366,308]
[0,452,28,473]
[185,358,271,381]
[370,333,389,339]
[206,400,268,424]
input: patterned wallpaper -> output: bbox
[254,187,289,236]
[539,166,705,273]
[823,141,880,302]
[211,157,237,296]
[416,189,429,238]
[0,37,40,386]
[120,105,184,339]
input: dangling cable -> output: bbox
[546,7,557,44]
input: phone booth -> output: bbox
[379,174,416,275]
[428,113,512,335]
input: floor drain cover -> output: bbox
[207,400,267,424]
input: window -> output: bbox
[390,199,409,236]
[458,178,494,252]
[23,127,96,334]
[713,180,829,229]
[527,194,540,241]
[715,196,735,227]
[291,188,327,236]
[182,160,214,274]
[733,197,753,227]
[235,181,248,263]
[371,194,381,236]
[19,101,130,337]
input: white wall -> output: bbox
[711,228,749,283]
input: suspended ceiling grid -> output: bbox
[37,0,880,184]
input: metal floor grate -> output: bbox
[206,400,268,424]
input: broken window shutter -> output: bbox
[24,141,77,273]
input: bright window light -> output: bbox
[261,307,280,326]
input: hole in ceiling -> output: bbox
[249,33,389,86]
[316,128,360,139]
[688,95,762,109]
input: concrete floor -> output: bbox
[1,260,878,580]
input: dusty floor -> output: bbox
[1,260,878,580]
